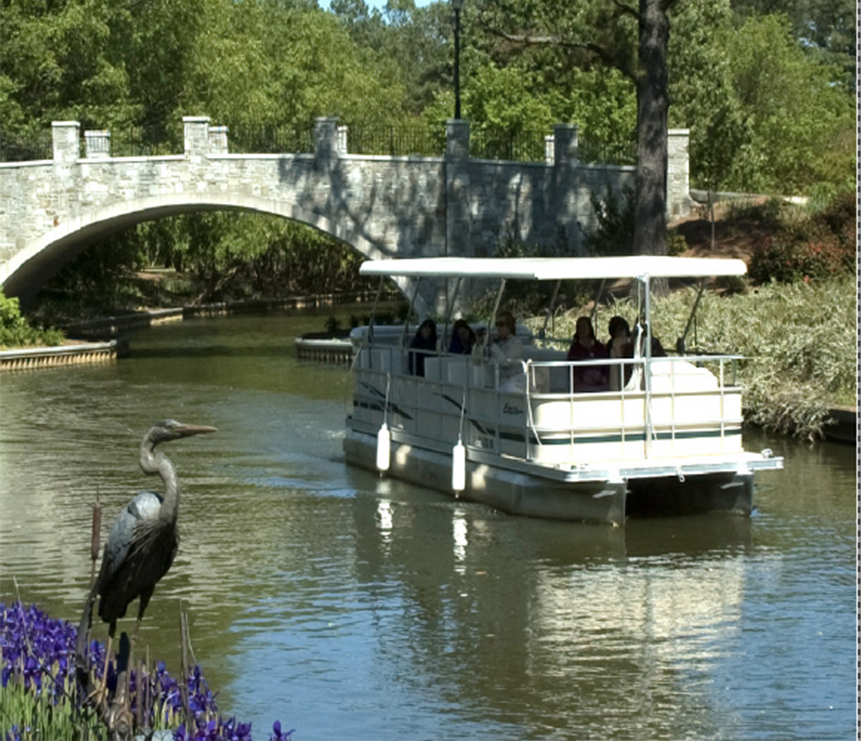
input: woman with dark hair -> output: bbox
[408,319,438,376]
[566,316,609,392]
[448,319,475,355]
[607,316,632,391]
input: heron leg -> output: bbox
[132,589,154,647]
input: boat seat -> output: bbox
[649,360,719,392]
[522,347,569,393]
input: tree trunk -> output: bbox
[634,0,670,259]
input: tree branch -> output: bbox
[609,0,638,19]
[476,21,637,81]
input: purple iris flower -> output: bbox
[1,603,292,741]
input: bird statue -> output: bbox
[77,420,216,671]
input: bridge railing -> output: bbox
[340,122,445,158]
[108,128,182,157]
[222,123,316,154]
[0,117,640,168]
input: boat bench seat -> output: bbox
[649,360,719,392]
[522,347,570,393]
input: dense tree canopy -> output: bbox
[0,0,854,297]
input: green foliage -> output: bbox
[725,197,784,224]
[39,233,147,317]
[1,680,105,741]
[147,213,374,304]
[669,0,747,191]
[730,0,856,87]
[723,13,855,195]
[0,291,64,349]
[462,64,554,160]
[666,232,688,257]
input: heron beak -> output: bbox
[175,424,218,437]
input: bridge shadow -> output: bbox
[125,344,294,360]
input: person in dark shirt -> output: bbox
[408,319,438,376]
[448,319,476,355]
[566,316,609,392]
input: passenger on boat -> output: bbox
[607,316,633,391]
[567,316,609,392]
[479,311,526,392]
[448,319,476,355]
[408,319,438,377]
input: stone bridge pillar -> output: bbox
[52,121,80,168]
[552,123,582,255]
[183,116,211,161]
[445,119,471,258]
[667,129,692,220]
[314,117,340,170]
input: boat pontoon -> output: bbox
[344,256,783,525]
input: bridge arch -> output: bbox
[1,192,422,309]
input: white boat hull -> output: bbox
[344,428,754,525]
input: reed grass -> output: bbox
[0,678,104,741]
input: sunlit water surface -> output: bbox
[0,308,855,741]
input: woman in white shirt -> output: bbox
[483,311,526,392]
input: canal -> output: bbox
[0,308,855,741]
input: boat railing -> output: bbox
[519,354,744,462]
[352,343,745,463]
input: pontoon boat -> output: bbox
[344,257,783,525]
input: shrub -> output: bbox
[0,292,64,349]
[748,193,856,284]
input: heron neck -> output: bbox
[140,446,180,522]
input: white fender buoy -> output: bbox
[376,423,391,471]
[451,440,466,492]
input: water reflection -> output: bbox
[0,310,854,741]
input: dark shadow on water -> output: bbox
[126,345,295,359]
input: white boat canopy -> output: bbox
[359,256,747,281]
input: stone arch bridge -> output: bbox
[0,116,692,309]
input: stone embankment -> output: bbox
[1,291,373,372]
[0,340,119,370]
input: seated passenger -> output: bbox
[448,319,476,355]
[478,311,526,393]
[408,319,437,377]
[607,316,632,391]
[567,316,609,392]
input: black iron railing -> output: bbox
[226,123,316,155]
[341,122,445,157]
[0,132,52,162]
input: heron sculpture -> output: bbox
[77,420,217,668]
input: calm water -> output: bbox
[0,309,856,741]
